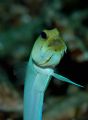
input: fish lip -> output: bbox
[32,46,66,68]
[32,54,53,68]
[39,54,53,66]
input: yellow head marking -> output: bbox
[32,28,67,67]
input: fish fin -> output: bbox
[52,73,84,88]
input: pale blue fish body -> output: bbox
[24,56,53,120]
[23,28,83,120]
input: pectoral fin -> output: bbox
[52,73,84,88]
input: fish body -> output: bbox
[24,28,83,120]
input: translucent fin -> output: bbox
[52,73,84,88]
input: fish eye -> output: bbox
[40,32,47,39]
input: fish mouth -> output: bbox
[39,55,53,66]
[32,46,66,68]
[32,55,53,68]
